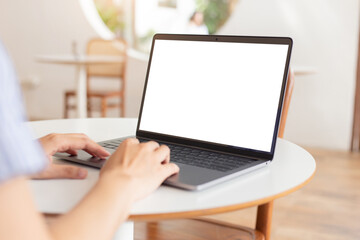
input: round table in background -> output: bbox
[36,55,125,118]
[28,118,316,240]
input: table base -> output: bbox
[113,221,134,240]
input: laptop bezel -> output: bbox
[136,33,293,161]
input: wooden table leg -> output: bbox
[256,201,274,240]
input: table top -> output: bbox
[35,55,124,65]
[28,118,316,221]
[292,66,317,76]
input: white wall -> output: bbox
[0,0,96,119]
[0,0,359,150]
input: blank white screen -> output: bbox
[139,39,289,152]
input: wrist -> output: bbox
[98,172,138,203]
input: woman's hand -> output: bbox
[33,133,110,179]
[100,138,179,201]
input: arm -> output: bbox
[0,177,51,240]
[49,138,178,240]
[0,138,179,240]
[48,175,134,240]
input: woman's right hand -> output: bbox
[99,138,179,201]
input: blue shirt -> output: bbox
[0,42,47,183]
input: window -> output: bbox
[82,0,239,52]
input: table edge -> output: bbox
[128,166,316,221]
[44,165,316,221]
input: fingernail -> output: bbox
[102,150,111,156]
[100,154,110,159]
[78,169,87,178]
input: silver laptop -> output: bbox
[55,34,292,191]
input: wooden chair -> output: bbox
[64,38,127,118]
[137,69,295,240]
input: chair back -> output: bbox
[86,38,127,79]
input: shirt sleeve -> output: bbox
[0,42,47,184]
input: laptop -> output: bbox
[55,34,293,191]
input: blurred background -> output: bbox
[0,0,358,151]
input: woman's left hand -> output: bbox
[32,133,110,179]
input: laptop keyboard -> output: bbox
[100,138,254,172]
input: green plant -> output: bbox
[96,3,125,35]
[195,0,237,34]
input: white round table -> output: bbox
[28,118,316,240]
[36,55,125,118]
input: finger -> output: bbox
[125,138,140,145]
[109,138,140,161]
[154,145,171,164]
[32,164,88,180]
[118,138,140,151]
[81,140,111,159]
[66,149,78,156]
[160,163,180,179]
[118,138,140,152]
[57,134,111,159]
[141,141,160,150]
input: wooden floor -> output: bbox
[135,147,360,240]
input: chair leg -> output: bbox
[256,201,274,240]
[64,94,69,119]
[87,97,92,118]
[120,95,125,117]
[101,98,107,117]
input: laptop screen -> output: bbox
[138,35,291,154]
